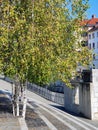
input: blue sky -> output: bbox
[87,0,98,19]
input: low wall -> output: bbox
[79,83,91,119]
[4,77,13,83]
[91,70,98,119]
[64,84,80,114]
[27,83,64,105]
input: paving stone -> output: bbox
[25,106,50,130]
[0,90,50,130]
[0,90,21,130]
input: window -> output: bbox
[88,34,91,39]
[81,41,88,47]
[92,33,95,38]
[93,64,95,69]
[93,43,95,49]
[82,32,87,37]
[89,43,91,49]
[97,32,98,37]
[93,54,95,60]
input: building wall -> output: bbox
[88,29,98,68]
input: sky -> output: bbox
[87,0,98,19]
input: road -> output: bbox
[0,78,98,130]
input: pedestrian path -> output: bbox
[0,86,50,130]
[25,104,50,130]
[0,89,22,130]
[1,78,98,130]
[0,117,21,130]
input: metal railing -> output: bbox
[27,83,64,105]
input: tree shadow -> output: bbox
[50,104,85,118]
[0,90,12,114]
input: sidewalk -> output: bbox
[0,89,50,130]
[25,104,50,130]
[0,90,22,130]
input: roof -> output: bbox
[81,15,98,26]
[88,26,98,32]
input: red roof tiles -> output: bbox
[81,15,98,26]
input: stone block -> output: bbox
[93,87,98,92]
[95,93,98,97]
[93,98,98,103]
[94,112,98,119]
[93,103,98,107]
[92,69,98,83]
[93,107,98,112]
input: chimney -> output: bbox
[92,15,96,19]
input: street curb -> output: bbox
[18,118,28,130]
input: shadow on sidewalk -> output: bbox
[26,101,47,129]
[0,90,12,114]
[50,104,84,118]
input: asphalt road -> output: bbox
[0,78,98,130]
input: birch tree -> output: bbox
[28,0,91,86]
[0,0,33,117]
[0,0,91,117]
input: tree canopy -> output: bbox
[0,0,34,82]
[0,0,91,86]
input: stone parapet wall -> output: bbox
[64,85,80,114]
[64,69,98,120]
[91,69,98,119]
[79,83,91,119]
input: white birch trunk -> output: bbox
[16,99,19,116]
[16,86,20,116]
[22,97,27,118]
[12,76,27,118]
[12,103,15,116]
[12,83,15,116]
[20,84,24,102]
[22,85,27,118]
[14,91,19,116]
[12,76,20,117]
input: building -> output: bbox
[88,26,98,68]
[64,16,98,120]
[81,15,98,69]
[81,15,98,30]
